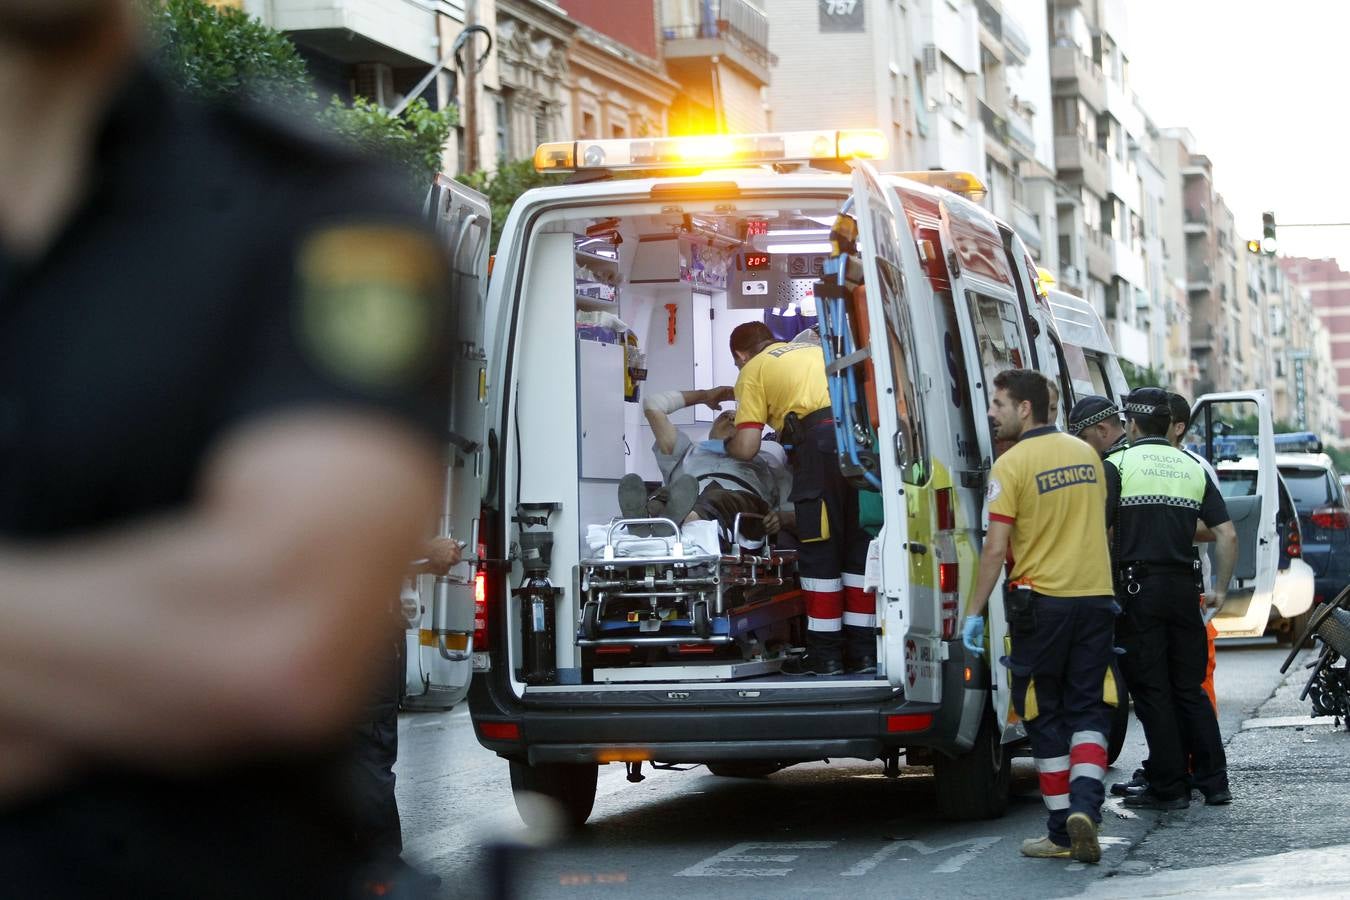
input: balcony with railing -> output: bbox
[980,100,1009,145]
[1183,206,1210,234]
[1001,9,1032,64]
[1006,106,1036,155]
[1085,228,1113,282]
[1050,45,1106,111]
[1054,131,1108,197]
[662,0,773,83]
[269,0,439,66]
[1187,263,1214,291]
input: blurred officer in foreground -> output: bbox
[963,370,1116,864]
[0,2,452,896]
[1109,389,1236,810]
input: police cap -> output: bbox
[1066,395,1119,436]
[1122,387,1172,420]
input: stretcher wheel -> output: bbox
[692,600,711,639]
[580,601,599,642]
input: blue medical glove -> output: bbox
[962,615,985,655]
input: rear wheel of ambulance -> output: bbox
[933,711,1010,820]
[509,760,599,831]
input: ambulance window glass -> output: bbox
[875,253,928,484]
[965,290,1025,377]
[1086,353,1111,398]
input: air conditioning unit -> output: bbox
[923,44,938,75]
[354,62,397,108]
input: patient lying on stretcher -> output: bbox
[615,387,793,551]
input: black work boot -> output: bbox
[844,625,875,673]
[1110,767,1149,797]
[783,631,844,675]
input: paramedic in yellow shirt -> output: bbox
[961,369,1116,865]
[723,321,874,676]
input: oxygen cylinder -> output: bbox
[518,575,557,684]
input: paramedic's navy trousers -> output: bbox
[1008,594,1116,846]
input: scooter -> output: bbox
[1280,585,1350,730]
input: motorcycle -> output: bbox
[1280,586,1350,730]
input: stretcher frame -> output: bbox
[576,513,798,648]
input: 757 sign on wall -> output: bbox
[820,0,865,32]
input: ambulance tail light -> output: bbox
[935,488,960,640]
[472,565,488,649]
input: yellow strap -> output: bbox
[1023,676,1039,721]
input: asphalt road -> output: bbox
[396,639,1348,899]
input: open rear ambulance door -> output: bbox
[403,175,492,709]
[1187,390,1278,638]
[849,161,934,700]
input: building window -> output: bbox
[611,122,626,139]
[581,110,597,138]
[535,103,549,146]
[494,94,510,161]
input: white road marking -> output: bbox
[840,842,908,876]
[842,837,1002,876]
[674,841,837,877]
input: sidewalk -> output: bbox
[1070,647,1350,898]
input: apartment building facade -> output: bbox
[1047,0,1156,374]
[765,0,1053,264]
[660,0,772,133]
[1282,257,1350,443]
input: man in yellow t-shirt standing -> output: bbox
[962,369,1116,865]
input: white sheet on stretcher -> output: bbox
[585,519,721,558]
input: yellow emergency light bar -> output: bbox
[891,170,988,200]
[533,129,888,174]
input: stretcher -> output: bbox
[576,514,800,678]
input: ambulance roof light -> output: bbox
[889,170,988,200]
[532,129,888,174]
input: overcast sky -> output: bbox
[1126,0,1350,271]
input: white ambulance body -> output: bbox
[450,131,1131,826]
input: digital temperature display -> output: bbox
[743,253,771,270]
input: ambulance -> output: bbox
[436,130,1133,827]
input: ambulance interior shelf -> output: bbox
[575,241,619,311]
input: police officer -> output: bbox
[1109,388,1238,810]
[724,321,872,675]
[0,3,453,896]
[963,370,1116,864]
[1067,395,1129,523]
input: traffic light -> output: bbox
[1261,211,1277,255]
[1246,239,1261,254]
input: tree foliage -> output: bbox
[139,0,456,196]
[456,158,566,253]
[1119,359,1167,392]
[139,0,311,106]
